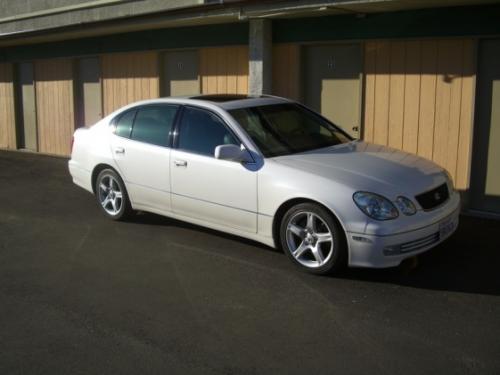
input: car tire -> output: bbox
[95,168,133,221]
[280,203,346,275]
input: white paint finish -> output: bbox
[69,96,460,269]
[347,206,460,268]
[170,149,257,232]
[111,135,171,212]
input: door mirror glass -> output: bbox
[215,144,253,163]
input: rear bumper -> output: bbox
[68,160,93,193]
[346,203,460,268]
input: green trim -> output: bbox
[0,22,249,62]
[273,5,500,43]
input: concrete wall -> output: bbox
[0,0,203,36]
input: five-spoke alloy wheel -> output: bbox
[280,203,346,275]
[95,169,132,220]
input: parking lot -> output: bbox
[1,150,499,374]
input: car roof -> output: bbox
[107,95,292,120]
[182,94,292,110]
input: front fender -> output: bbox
[257,160,369,235]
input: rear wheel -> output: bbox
[95,169,133,220]
[280,203,346,275]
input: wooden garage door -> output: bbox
[0,63,16,149]
[200,46,248,95]
[363,39,476,190]
[272,44,301,100]
[35,59,75,156]
[101,51,160,115]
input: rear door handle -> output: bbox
[114,147,125,154]
[174,159,187,167]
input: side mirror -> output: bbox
[215,144,253,163]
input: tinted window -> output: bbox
[178,107,238,156]
[114,110,135,138]
[229,104,351,157]
[130,106,178,147]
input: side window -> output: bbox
[130,105,178,147]
[178,107,238,156]
[114,110,136,138]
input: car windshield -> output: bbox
[229,103,351,157]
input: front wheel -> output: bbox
[280,203,346,275]
[95,169,133,221]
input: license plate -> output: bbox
[439,217,456,239]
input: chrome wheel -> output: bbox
[285,211,334,269]
[98,175,123,216]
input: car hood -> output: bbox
[271,141,445,197]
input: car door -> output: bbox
[170,106,257,233]
[110,104,179,213]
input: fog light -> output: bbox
[383,246,401,256]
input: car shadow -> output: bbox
[337,215,500,296]
[128,212,500,296]
[127,210,278,252]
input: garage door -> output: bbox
[35,59,75,156]
[200,46,249,95]
[363,39,475,191]
[101,51,160,115]
[304,43,363,138]
[76,57,102,127]
[470,39,500,214]
[162,50,200,97]
[0,63,16,150]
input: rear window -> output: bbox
[114,110,135,138]
[130,106,178,147]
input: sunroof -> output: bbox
[190,94,255,102]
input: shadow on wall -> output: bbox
[100,51,159,79]
[364,39,474,76]
[32,60,73,82]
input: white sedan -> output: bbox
[69,95,460,274]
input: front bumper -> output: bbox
[346,203,460,268]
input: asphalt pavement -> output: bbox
[1,150,499,375]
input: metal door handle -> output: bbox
[115,147,125,154]
[174,159,187,167]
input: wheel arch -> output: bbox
[272,197,348,252]
[91,163,121,194]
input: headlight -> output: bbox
[395,196,417,215]
[353,192,399,220]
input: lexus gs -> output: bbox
[69,95,459,274]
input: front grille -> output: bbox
[415,183,449,210]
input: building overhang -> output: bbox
[0,0,499,47]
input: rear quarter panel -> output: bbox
[69,120,117,193]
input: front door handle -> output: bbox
[115,147,125,154]
[174,159,187,167]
